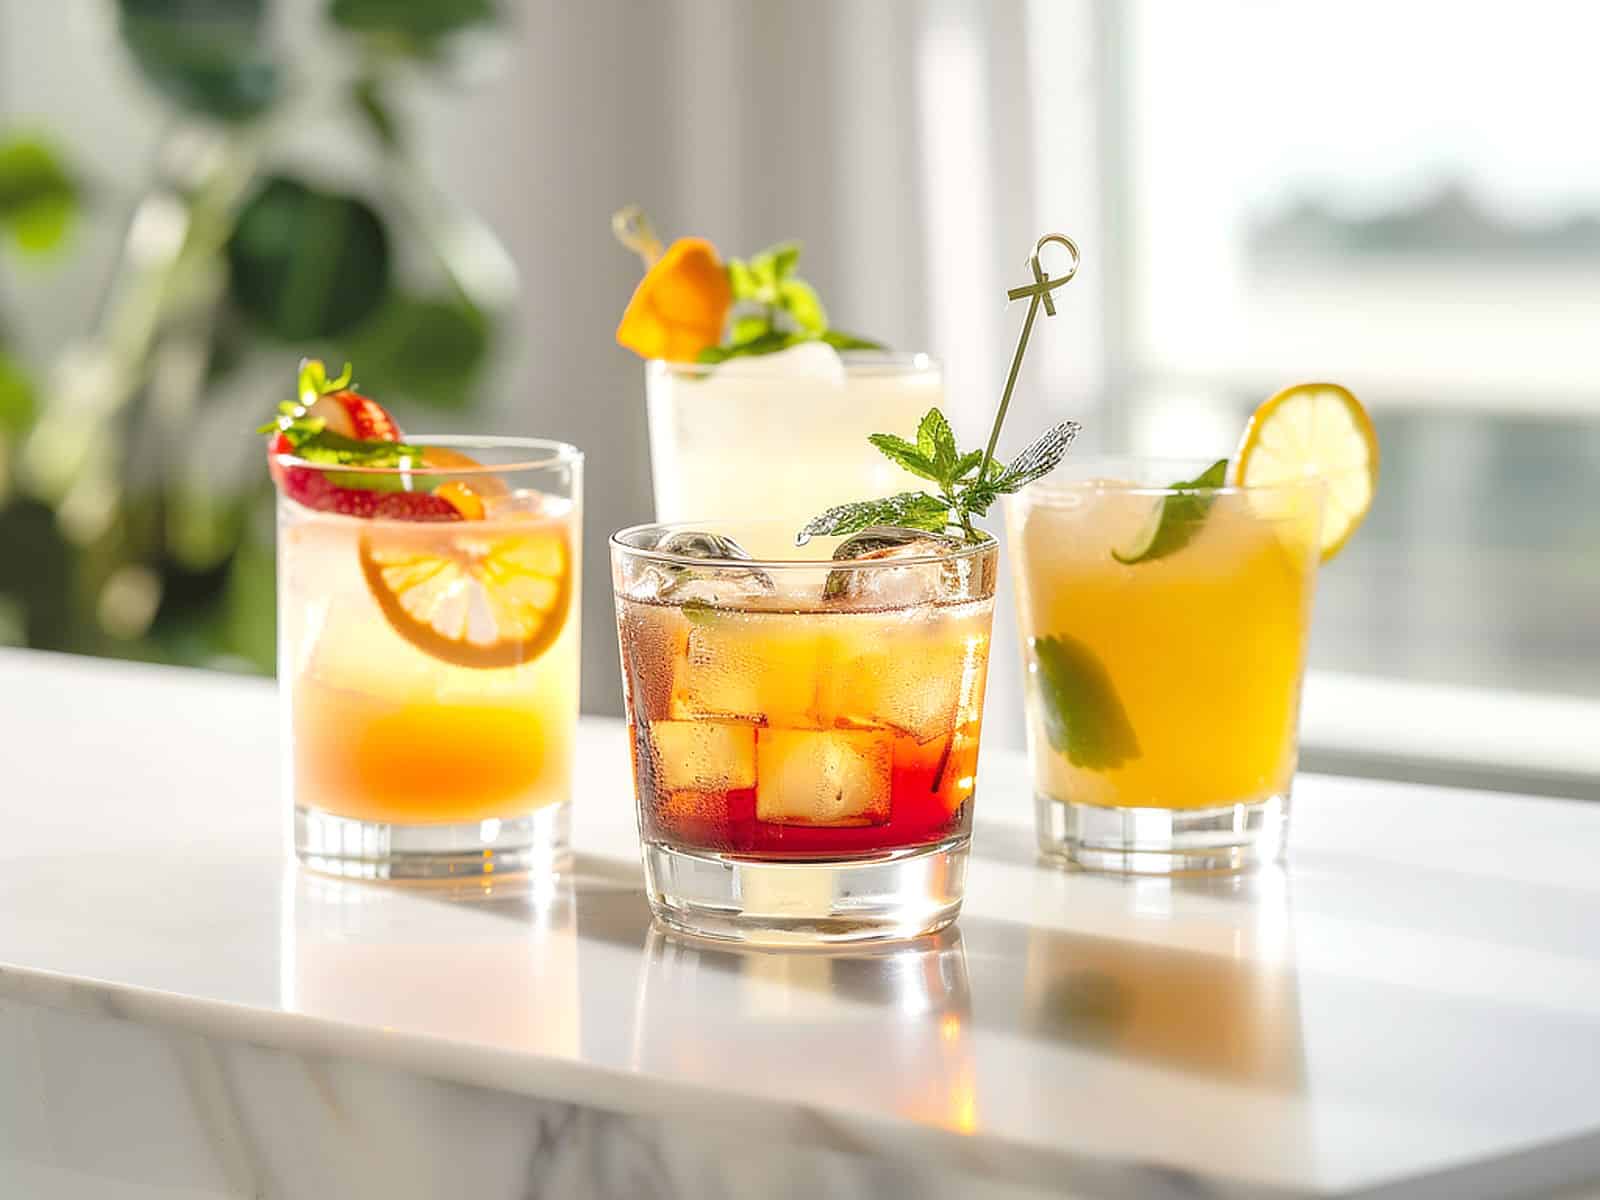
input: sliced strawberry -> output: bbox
[277,465,462,521]
[372,492,463,522]
[308,390,402,442]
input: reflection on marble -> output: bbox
[8,651,1600,1198]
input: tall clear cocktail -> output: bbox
[276,436,582,879]
[612,521,997,944]
[1006,460,1324,873]
[646,350,941,528]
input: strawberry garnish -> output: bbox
[307,388,402,442]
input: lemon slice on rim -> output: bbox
[1233,382,1379,561]
[359,525,572,669]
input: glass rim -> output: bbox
[646,349,940,380]
[271,434,583,477]
[1013,457,1332,502]
[611,519,998,572]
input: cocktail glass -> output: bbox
[611,519,998,943]
[645,351,941,527]
[276,436,582,879]
[1005,459,1325,873]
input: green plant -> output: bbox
[0,0,515,672]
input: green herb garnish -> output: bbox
[1109,458,1228,565]
[1031,634,1140,769]
[798,232,1084,545]
[698,241,883,364]
[258,358,422,468]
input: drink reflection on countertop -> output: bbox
[280,868,581,1057]
[632,928,978,1133]
[1020,869,1305,1091]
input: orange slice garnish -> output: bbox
[359,524,572,669]
[616,237,732,361]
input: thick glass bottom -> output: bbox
[642,837,969,946]
[295,802,571,880]
[1036,793,1288,875]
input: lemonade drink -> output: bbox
[1006,462,1323,871]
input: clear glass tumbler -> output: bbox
[275,436,582,879]
[645,351,942,525]
[611,520,998,943]
[1005,460,1325,873]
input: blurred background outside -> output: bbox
[1,1,1595,792]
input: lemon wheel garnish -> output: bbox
[1233,382,1378,562]
[359,527,572,669]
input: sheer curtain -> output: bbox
[429,0,1107,736]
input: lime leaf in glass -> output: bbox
[1110,458,1228,565]
[1030,633,1139,770]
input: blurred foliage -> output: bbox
[0,0,514,675]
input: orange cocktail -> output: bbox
[272,417,581,879]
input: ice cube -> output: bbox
[648,719,757,791]
[671,612,827,727]
[713,341,845,385]
[755,728,892,827]
[629,529,775,604]
[824,526,968,606]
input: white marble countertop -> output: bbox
[3,648,1600,1199]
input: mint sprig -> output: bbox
[699,241,884,364]
[797,408,1079,544]
[797,231,1083,546]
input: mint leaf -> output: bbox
[778,278,826,334]
[289,430,423,468]
[952,449,986,480]
[866,433,941,482]
[820,329,886,352]
[998,422,1080,490]
[916,408,958,478]
[770,243,800,281]
[1110,458,1228,565]
[1031,634,1139,769]
[728,258,760,301]
[728,313,769,345]
[795,492,951,544]
[696,330,800,364]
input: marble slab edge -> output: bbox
[0,959,1322,1200]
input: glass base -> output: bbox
[1037,793,1288,875]
[642,837,969,946]
[295,802,571,881]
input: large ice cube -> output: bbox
[755,728,891,827]
[626,529,775,604]
[671,612,828,727]
[824,526,969,606]
[648,719,757,791]
[821,611,987,743]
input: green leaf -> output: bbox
[696,329,800,364]
[916,408,959,478]
[0,349,35,434]
[1031,634,1140,770]
[819,329,886,352]
[118,0,281,122]
[770,242,801,280]
[727,258,760,301]
[339,293,491,409]
[0,137,78,255]
[867,433,940,482]
[728,313,770,345]
[288,430,424,468]
[952,449,986,480]
[1110,458,1228,565]
[778,278,827,334]
[327,0,497,55]
[796,492,951,543]
[352,76,401,151]
[227,175,391,340]
[747,248,780,292]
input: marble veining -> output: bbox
[3,648,1600,1198]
